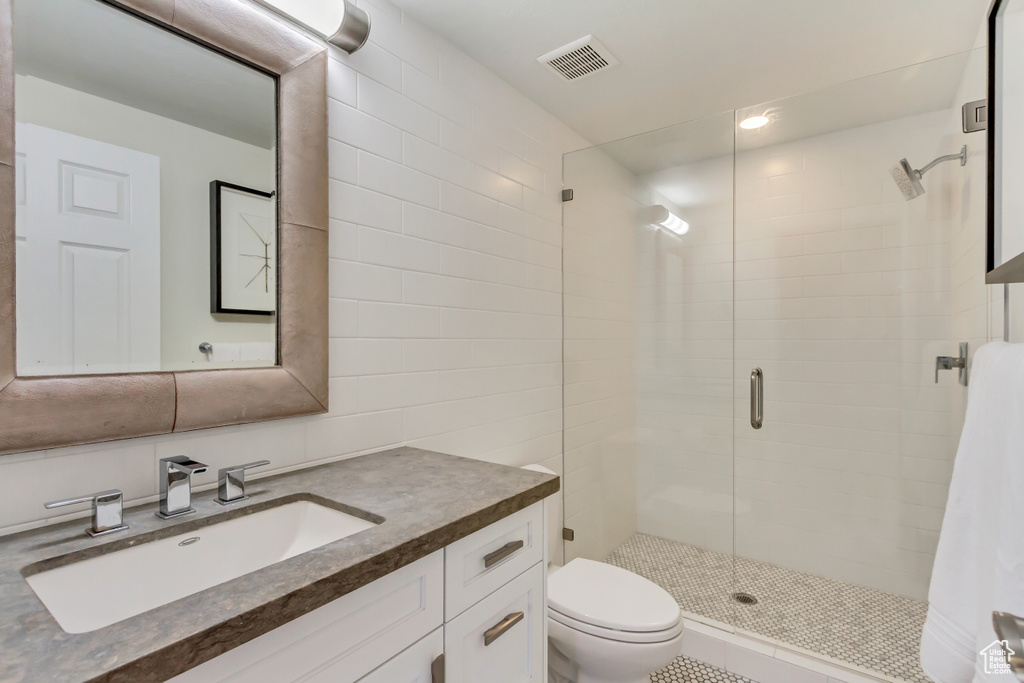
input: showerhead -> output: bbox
[890,145,967,201]
[891,159,924,201]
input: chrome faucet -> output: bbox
[45,489,129,537]
[157,456,208,519]
[216,460,270,505]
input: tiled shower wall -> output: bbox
[562,146,639,563]
[949,48,992,446]
[0,0,586,538]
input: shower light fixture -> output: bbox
[252,0,371,53]
[651,205,689,235]
[739,115,770,130]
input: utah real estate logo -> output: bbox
[980,639,1014,676]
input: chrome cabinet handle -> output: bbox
[45,489,129,537]
[483,540,524,568]
[484,611,525,646]
[431,653,445,683]
[750,368,763,429]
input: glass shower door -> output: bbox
[561,112,737,626]
[730,50,987,679]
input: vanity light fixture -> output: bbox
[739,115,770,130]
[651,205,689,235]
[252,0,371,53]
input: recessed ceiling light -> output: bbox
[739,115,770,130]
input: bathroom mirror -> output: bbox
[0,0,329,454]
[14,0,278,374]
[989,0,1024,282]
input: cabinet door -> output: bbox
[356,627,443,683]
[444,562,544,683]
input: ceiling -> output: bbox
[390,0,990,146]
[591,50,979,177]
[15,0,276,149]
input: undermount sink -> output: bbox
[25,499,380,634]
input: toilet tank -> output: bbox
[522,464,563,566]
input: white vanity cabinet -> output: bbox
[169,501,546,683]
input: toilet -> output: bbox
[523,465,683,683]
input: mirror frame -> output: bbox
[0,0,329,454]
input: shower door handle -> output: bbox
[750,368,763,429]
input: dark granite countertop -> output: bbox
[0,447,559,683]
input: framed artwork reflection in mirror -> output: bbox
[211,180,277,315]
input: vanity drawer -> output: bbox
[354,627,443,683]
[444,502,543,619]
[169,550,443,683]
[443,561,545,683]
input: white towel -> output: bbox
[921,341,1024,683]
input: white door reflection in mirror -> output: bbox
[15,122,160,376]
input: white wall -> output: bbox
[562,146,638,563]
[15,75,278,371]
[0,0,585,540]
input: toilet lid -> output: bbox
[547,558,681,632]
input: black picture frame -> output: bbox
[210,180,277,315]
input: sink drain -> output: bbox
[732,592,758,605]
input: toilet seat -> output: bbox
[548,606,684,643]
[547,558,682,643]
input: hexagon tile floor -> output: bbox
[607,534,930,683]
[651,656,754,682]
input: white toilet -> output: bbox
[523,465,683,683]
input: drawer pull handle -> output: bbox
[484,611,525,646]
[483,540,524,568]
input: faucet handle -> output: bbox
[216,460,270,505]
[45,489,129,537]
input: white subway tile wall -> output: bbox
[562,146,640,563]
[0,0,586,539]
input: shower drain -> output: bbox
[731,592,758,605]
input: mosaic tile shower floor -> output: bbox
[606,534,930,683]
[651,656,754,682]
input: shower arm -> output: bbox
[916,145,967,177]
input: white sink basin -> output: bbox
[26,500,379,634]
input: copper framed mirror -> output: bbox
[0,0,329,455]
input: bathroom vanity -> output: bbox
[0,447,558,682]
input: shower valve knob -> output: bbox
[935,343,969,386]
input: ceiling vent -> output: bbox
[538,35,619,82]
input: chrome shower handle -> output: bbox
[750,368,763,430]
